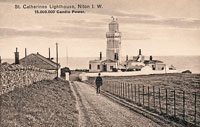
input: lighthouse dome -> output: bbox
[109,18,119,32]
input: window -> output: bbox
[110,66,113,70]
[89,64,91,69]
[97,65,100,69]
[152,65,155,70]
[114,53,118,60]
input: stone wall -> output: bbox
[0,63,56,95]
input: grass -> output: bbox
[88,73,200,126]
[0,79,78,127]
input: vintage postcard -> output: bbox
[0,0,200,127]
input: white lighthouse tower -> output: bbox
[106,17,122,63]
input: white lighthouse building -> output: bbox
[89,17,120,72]
[106,17,122,63]
[88,17,174,73]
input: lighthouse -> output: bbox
[106,16,122,63]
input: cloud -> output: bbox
[0,25,150,41]
[119,17,200,29]
[0,28,63,39]
[0,26,106,39]
[92,9,156,19]
[59,19,107,28]
[90,9,200,29]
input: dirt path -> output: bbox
[72,81,167,127]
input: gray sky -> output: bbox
[0,0,200,58]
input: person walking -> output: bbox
[96,73,103,94]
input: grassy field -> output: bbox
[88,73,200,126]
[1,79,78,127]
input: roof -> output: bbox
[132,56,138,61]
[144,60,164,64]
[126,57,144,63]
[19,53,60,70]
[101,59,117,63]
[126,59,138,63]
[89,59,102,63]
[128,56,144,62]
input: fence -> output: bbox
[0,64,56,95]
[101,81,200,126]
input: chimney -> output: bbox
[25,48,27,57]
[100,52,102,60]
[126,55,128,61]
[150,56,153,61]
[15,48,19,64]
[49,48,51,60]
[139,49,142,55]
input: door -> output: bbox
[103,64,107,72]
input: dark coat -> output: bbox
[95,76,103,87]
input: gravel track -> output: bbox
[72,81,164,127]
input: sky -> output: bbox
[0,0,200,59]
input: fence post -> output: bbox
[109,83,112,93]
[126,83,128,99]
[123,82,124,98]
[118,82,120,96]
[117,83,118,95]
[121,83,123,97]
[135,84,137,102]
[106,81,108,91]
[109,83,110,93]
[111,83,114,94]
[117,82,119,95]
[121,82,122,97]
[131,84,133,101]
[116,82,118,95]
[143,85,145,106]
[148,86,150,109]
[110,82,111,93]
[124,82,125,98]
[115,82,117,95]
[114,82,115,94]
[114,82,116,95]
[112,82,115,94]
[127,83,129,99]
[173,90,176,118]
[124,83,126,98]
[153,86,155,110]
[159,88,162,114]
[108,82,109,92]
[126,83,127,99]
[128,83,130,100]
[138,85,140,105]
[166,88,168,115]
[115,83,116,95]
[194,92,197,126]
[182,91,185,121]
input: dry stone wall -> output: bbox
[0,63,56,95]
